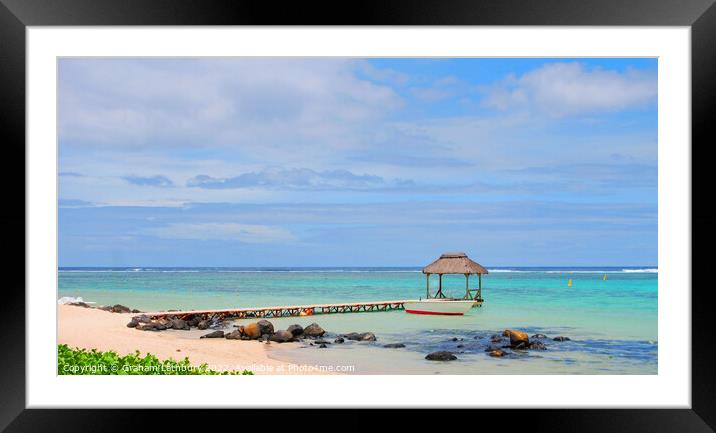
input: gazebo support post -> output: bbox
[465,273,470,299]
[438,274,443,298]
[478,274,482,300]
[426,273,430,299]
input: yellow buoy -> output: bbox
[568,279,573,287]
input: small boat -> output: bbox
[404,298,475,316]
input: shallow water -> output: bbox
[58,267,657,374]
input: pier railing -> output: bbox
[145,299,412,320]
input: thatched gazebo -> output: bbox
[422,252,488,300]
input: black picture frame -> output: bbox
[1,0,714,430]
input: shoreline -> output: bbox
[58,305,330,375]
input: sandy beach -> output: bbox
[58,305,327,375]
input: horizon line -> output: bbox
[58,265,658,269]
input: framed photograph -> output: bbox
[3,0,715,430]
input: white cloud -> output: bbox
[186,167,415,191]
[59,58,403,151]
[482,63,657,117]
[144,222,295,243]
[409,75,464,102]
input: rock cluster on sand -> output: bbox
[180,319,382,348]
[121,310,572,362]
[127,313,224,332]
[67,301,143,314]
[100,304,133,313]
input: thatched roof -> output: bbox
[422,252,488,275]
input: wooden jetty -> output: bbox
[145,299,413,320]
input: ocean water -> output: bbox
[58,267,657,374]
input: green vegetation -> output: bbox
[58,344,253,375]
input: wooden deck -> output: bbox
[145,299,414,320]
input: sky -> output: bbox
[58,58,657,267]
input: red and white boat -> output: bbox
[404,298,475,316]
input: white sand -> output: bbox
[58,305,328,375]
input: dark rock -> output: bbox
[241,323,262,339]
[532,333,548,339]
[100,305,113,312]
[186,316,202,327]
[503,329,530,347]
[132,315,152,323]
[197,320,210,330]
[269,330,294,343]
[456,344,464,348]
[489,349,506,357]
[314,340,331,345]
[490,334,503,343]
[513,342,528,350]
[425,351,457,361]
[334,337,345,344]
[319,343,327,348]
[287,324,304,337]
[111,304,131,314]
[136,322,160,331]
[343,332,377,342]
[69,302,91,308]
[200,330,225,339]
[359,332,377,341]
[257,320,275,335]
[553,336,571,342]
[209,316,223,328]
[529,341,547,350]
[383,343,405,348]
[170,318,189,330]
[450,337,459,341]
[484,345,501,352]
[131,309,141,313]
[126,319,139,328]
[303,323,325,337]
[225,330,243,340]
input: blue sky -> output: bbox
[58,58,657,267]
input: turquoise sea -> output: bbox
[58,267,657,374]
